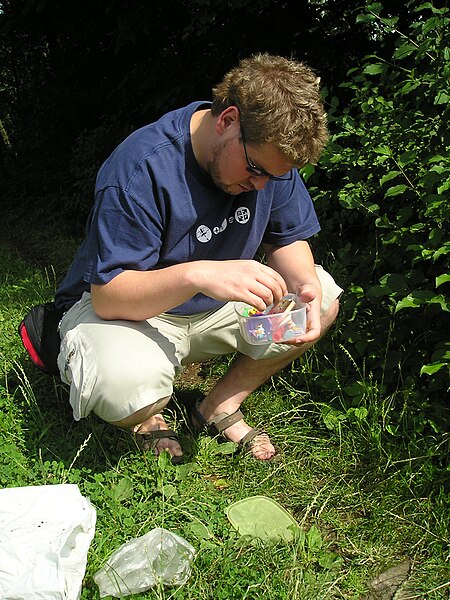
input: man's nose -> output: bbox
[250,175,270,190]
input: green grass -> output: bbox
[1,241,449,599]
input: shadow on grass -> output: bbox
[9,358,134,475]
[10,355,213,476]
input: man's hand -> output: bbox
[263,241,323,346]
[192,259,288,313]
[278,283,322,346]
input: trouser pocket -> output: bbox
[58,327,97,420]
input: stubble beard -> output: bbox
[207,141,242,196]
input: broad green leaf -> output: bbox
[416,2,436,10]
[383,16,399,28]
[374,145,392,156]
[399,79,421,94]
[344,382,365,397]
[353,407,369,420]
[395,291,449,312]
[375,215,393,228]
[318,551,344,570]
[175,462,196,481]
[349,285,364,296]
[436,274,450,287]
[398,150,417,166]
[356,13,377,23]
[111,477,134,501]
[422,15,442,34]
[161,483,178,499]
[379,171,401,186]
[429,165,445,175]
[412,290,440,300]
[321,406,346,430]
[157,449,173,470]
[395,295,422,312]
[429,155,448,163]
[437,179,450,194]
[429,228,444,245]
[434,91,450,105]
[384,274,408,290]
[366,285,392,297]
[213,441,237,455]
[431,295,450,311]
[366,2,382,14]
[365,202,380,213]
[363,63,385,75]
[330,95,339,110]
[188,520,213,540]
[300,164,315,182]
[385,184,408,197]
[307,525,323,551]
[433,245,450,260]
[393,43,416,59]
[420,363,446,376]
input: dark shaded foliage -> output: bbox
[0,0,413,228]
[303,1,450,442]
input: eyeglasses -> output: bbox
[240,126,293,182]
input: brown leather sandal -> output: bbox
[134,429,183,465]
[191,400,275,457]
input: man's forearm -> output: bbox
[90,264,200,321]
[90,258,289,321]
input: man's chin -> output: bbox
[209,170,247,195]
[215,182,244,195]
[226,183,252,195]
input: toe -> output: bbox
[153,436,183,459]
[250,433,276,461]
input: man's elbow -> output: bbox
[90,284,117,320]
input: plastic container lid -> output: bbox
[225,495,300,542]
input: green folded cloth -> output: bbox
[225,495,300,542]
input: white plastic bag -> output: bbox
[94,527,196,597]
[0,484,96,600]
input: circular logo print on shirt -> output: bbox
[196,224,212,243]
[235,206,251,224]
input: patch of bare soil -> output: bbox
[175,363,206,388]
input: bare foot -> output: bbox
[133,413,183,461]
[196,401,276,461]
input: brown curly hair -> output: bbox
[211,53,328,167]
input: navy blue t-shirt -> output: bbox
[55,101,320,315]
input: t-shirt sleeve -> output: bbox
[83,185,164,285]
[262,171,320,246]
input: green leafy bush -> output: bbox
[307,1,449,436]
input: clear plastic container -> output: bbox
[234,293,306,345]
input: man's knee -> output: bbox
[328,297,340,319]
[110,396,171,428]
[322,297,340,331]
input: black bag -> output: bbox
[18,302,64,375]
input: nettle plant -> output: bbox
[305,1,449,430]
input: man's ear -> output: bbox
[215,106,240,135]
